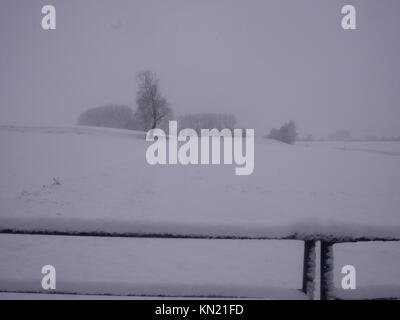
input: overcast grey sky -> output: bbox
[1,0,399,137]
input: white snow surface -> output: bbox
[1,126,400,299]
[1,235,400,299]
[0,234,306,299]
[1,125,400,240]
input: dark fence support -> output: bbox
[320,241,334,300]
[302,240,316,299]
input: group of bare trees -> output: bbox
[77,69,307,147]
[78,71,172,131]
[266,120,297,144]
[78,71,301,145]
[78,71,239,134]
[78,104,134,130]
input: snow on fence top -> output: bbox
[1,126,400,241]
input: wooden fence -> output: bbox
[1,229,399,300]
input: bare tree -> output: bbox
[134,71,172,131]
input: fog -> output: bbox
[1,0,399,138]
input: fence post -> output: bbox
[302,240,316,299]
[320,240,335,300]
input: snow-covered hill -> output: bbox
[1,125,399,239]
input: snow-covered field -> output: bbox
[0,125,400,299]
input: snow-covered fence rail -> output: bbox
[0,229,399,300]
